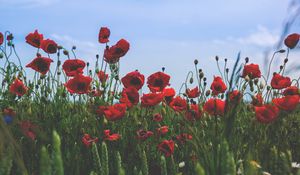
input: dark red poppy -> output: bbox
[176,133,192,145]
[141,92,164,107]
[98,27,110,43]
[147,71,170,92]
[137,130,153,141]
[20,120,37,140]
[185,104,202,121]
[283,86,299,96]
[153,113,163,122]
[271,73,291,89]
[157,140,175,157]
[40,39,58,54]
[103,130,121,141]
[0,32,4,45]
[82,134,99,147]
[210,76,227,96]
[3,107,16,117]
[96,106,108,116]
[104,39,130,63]
[186,87,200,98]
[272,95,299,111]
[119,87,139,108]
[203,98,225,116]
[26,56,53,75]
[97,70,108,83]
[9,78,28,96]
[64,74,92,94]
[229,90,243,103]
[62,59,86,77]
[169,96,187,112]
[25,30,43,48]
[103,103,127,121]
[121,70,145,90]
[90,89,103,97]
[162,87,176,104]
[251,93,263,107]
[284,33,300,49]
[242,63,261,79]
[255,104,279,124]
[157,126,169,135]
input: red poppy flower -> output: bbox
[185,104,202,121]
[255,104,279,124]
[251,93,263,107]
[25,30,43,48]
[283,86,299,96]
[141,92,164,107]
[242,63,261,79]
[90,89,103,97]
[97,70,109,83]
[26,56,53,75]
[161,88,175,105]
[119,87,139,108]
[271,73,291,89]
[104,39,130,63]
[9,78,28,96]
[136,130,153,141]
[82,134,99,147]
[3,107,16,117]
[121,70,145,90]
[0,32,4,45]
[210,76,227,96]
[169,96,187,112]
[103,130,121,141]
[272,95,299,111]
[147,71,170,92]
[284,33,300,49]
[157,126,169,135]
[153,113,163,122]
[98,27,110,43]
[64,74,92,94]
[186,87,200,98]
[96,106,108,116]
[229,90,243,103]
[20,120,37,140]
[103,103,127,121]
[176,133,192,145]
[157,140,175,157]
[203,98,225,116]
[62,59,86,77]
[40,39,58,54]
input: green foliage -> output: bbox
[40,146,51,175]
[0,147,13,175]
[160,156,167,175]
[52,131,64,175]
[101,142,109,175]
[91,143,101,174]
[195,162,205,175]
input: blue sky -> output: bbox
[0,0,299,90]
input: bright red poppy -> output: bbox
[97,70,108,83]
[103,130,121,141]
[283,86,299,96]
[157,126,169,135]
[242,63,261,79]
[9,78,28,96]
[210,76,227,95]
[98,27,110,43]
[121,70,145,90]
[255,104,279,124]
[271,73,291,89]
[153,113,163,122]
[40,39,58,54]
[64,74,92,94]
[136,130,153,141]
[176,133,193,145]
[157,140,175,157]
[251,93,263,107]
[0,32,4,45]
[186,87,200,98]
[119,87,139,108]
[169,96,187,112]
[103,103,127,121]
[82,134,99,147]
[284,33,300,49]
[185,104,202,121]
[20,120,37,140]
[229,90,243,103]
[272,95,299,111]
[62,59,86,77]
[141,92,164,107]
[104,39,130,63]
[147,71,170,92]
[26,56,53,75]
[25,30,44,48]
[162,87,176,104]
[203,98,225,116]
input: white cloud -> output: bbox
[0,0,59,8]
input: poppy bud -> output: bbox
[205,90,210,96]
[199,69,202,73]
[244,75,250,82]
[226,68,229,73]
[203,82,207,86]
[278,49,285,53]
[115,75,119,80]
[280,65,283,70]
[7,34,13,40]
[215,56,219,61]
[162,67,165,72]
[57,45,63,50]
[63,50,69,55]
[87,62,90,67]
[259,82,265,89]
[224,58,227,62]
[189,77,193,84]
[203,77,207,81]
[245,57,249,63]
[194,59,198,65]
[57,60,61,66]
[72,46,76,50]
[284,58,288,63]
[36,53,41,57]
[57,71,61,75]
[35,85,39,89]
[95,69,99,73]
[254,78,259,85]
[267,86,271,91]
[199,72,204,79]
[96,54,99,59]
[0,53,3,59]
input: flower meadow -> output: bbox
[0,28,300,175]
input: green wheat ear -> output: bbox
[116,151,125,175]
[52,131,64,175]
[40,146,51,175]
[160,156,167,175]
[101,142,109,175]
[195,162,205,175]
[220,140,236,175]
[91,143,101,174]
[137,145,148,175]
